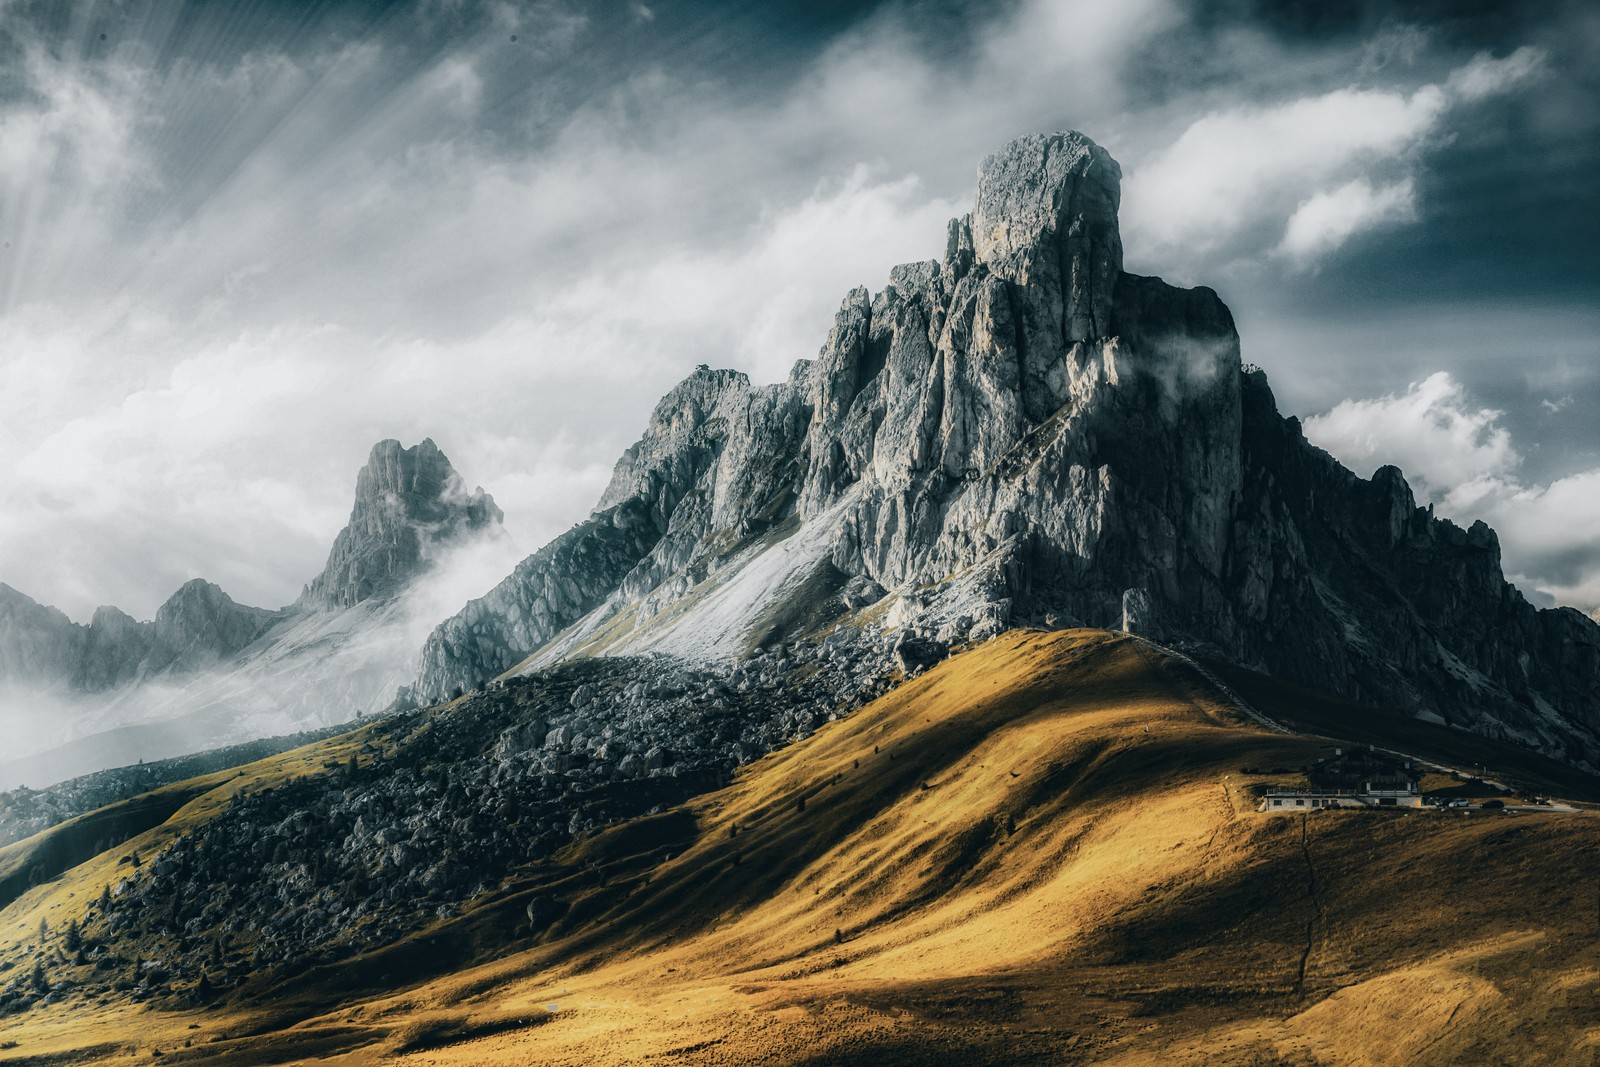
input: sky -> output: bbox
[1,0,1596,622]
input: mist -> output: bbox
[0,524,524,789]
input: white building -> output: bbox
[1259,786,1424,811]
[1258,747,1425,811]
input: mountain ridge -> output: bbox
[4,128,1597,1067]
[298,437,502,611]
[413,130,1600,769]
[0,579,278,695]
[0,438,504,786]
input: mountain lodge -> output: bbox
[1258,747,1423,810]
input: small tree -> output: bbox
[37,917,48,942]
[63,919,81,953]
[30,959,48,995]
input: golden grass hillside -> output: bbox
[2,629,1597,1065]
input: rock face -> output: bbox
[0,439,504,786]
[0,580,275,694]
[0,585,83,688]
[299,438,501,609]
[414,130,1600,769]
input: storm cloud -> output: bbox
[1,0,1595,620]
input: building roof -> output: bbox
[1306,747,1417,790]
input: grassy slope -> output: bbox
[0,724,390,1033]
[1,630,1597,1065]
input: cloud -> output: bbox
[1305,372,1519,499]
[1541,395,1573,413]
[1275,177,1417,266]
[1446,45,1545,102]
[1305,372,1600,613]
[1124,85,1445,259]
[1121,46,1548,272]
[0,0,1582,635]
[0,47,152,309]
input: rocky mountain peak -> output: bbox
[151,579,276,672]
[969,130,1123,342]
[413,129,1600,771]
[0,584,79,687]
[298,438,503,610]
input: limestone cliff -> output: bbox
[0,439,503,786]
[298,438,502,610]
[400,130,1595,768]
[0,580,275,695]
[0,584,82,688]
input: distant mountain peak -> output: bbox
[0,436,506,784]
[150,579,276,673]
[298,438,503,610]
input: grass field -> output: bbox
[1,629,1596,1065]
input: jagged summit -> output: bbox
[298,438,502,610]
[150,579,277,673]
[969,131,1122,345]
[413,130,1599,769]
[0,436,503,786]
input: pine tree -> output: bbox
[30,958,48,995]
[63,919,81,953]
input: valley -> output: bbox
[1,630,1594,1065]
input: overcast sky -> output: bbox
[2,0,1596,621]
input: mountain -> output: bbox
[5,631,1596,1064]
[414,131,1600,770]
[4,130,1598,1063]
[0,580,273,694]
[0,439,503,788]
[299,437,501,609]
